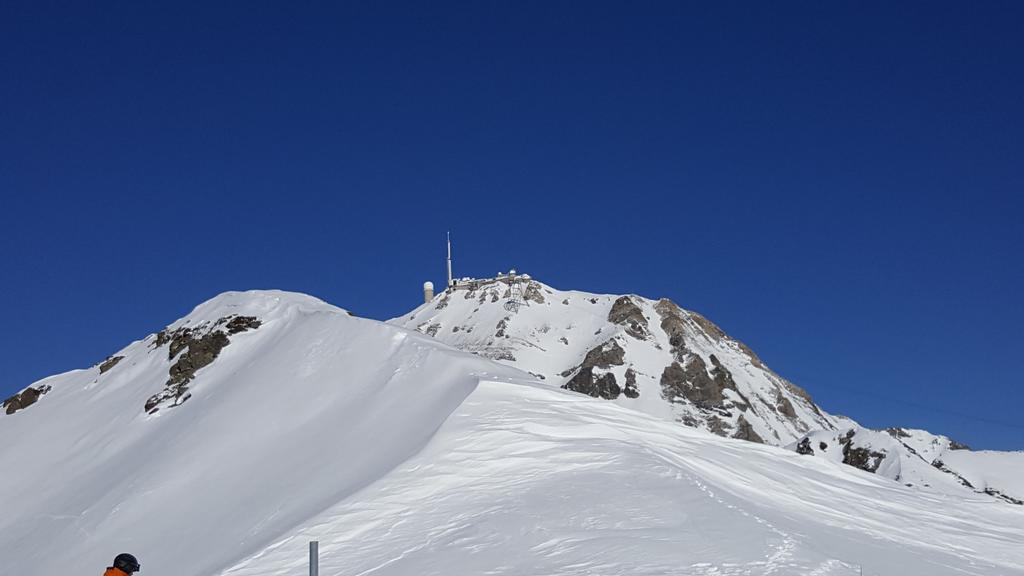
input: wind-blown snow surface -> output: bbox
[3,291,1023,575]
[0,291,525,576]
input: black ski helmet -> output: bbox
[113,553,141,574]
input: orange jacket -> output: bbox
[104,568,129,576]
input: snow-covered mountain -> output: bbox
[393,275,1024,503]
[393,276,838,447]
[792,425,1024,505]
[3,289,1024,575]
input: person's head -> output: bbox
[113,553,140,574]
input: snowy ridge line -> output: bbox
[3,289,1023,576]
[396,277,1024,505]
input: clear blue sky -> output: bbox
[2,2,1022,449]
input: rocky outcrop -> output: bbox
[563,368,621,400]
[222,315,262,334]
[582,339,625,369]
[795,437,814,455]
[561,340,628,400]
[2,385,51,415]
[733,415,764,443]
[775,391,797,418]
[495,317,509,338]
[98,355,124,374]
[840,430,886,473]
[624,368,639,399]
[608,296,649,340]
[145,316,261,414]
[524,282,546,304]
[654,299,688,359]
[660,355,729,409]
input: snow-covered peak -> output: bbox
[168,289,344,330]
[392,276,837,446]
[4,288,1024,575]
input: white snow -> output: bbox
[391,278,837,446]
[2,290,1023,576]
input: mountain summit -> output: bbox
[392,275,837,446]
[3,288,1023,575]
[393,274,1024,504]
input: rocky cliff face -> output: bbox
[392,277,837,447]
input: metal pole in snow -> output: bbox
[310,540,319,576]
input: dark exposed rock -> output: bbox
[608,296,649,340]
[435,294,451,309]
[654,299,688,359]
[167,332,230,387]
[819,441,828,451]
[168,328,195,359]
[661,354,737,409]
[3,385,51,415]
[560,339,628,399]
[145,315,262,414]
[623,368,639,398]
[949,439,971,451]
[581,340,625,369]
[154,329,171,348]
[733,415,764,443]
[708,355,738,395]
[983,488,1023,506]
[885,427,911,439]
[220,315,262,334]
[706,416,728,436]
[839,430,886,473]
[660,356,727,409]
[524,282,546,304]
[796,437,814,455]
[563,368,621,400]
[776,393,797,419]
[99,355,124,374]
[558,337,569,345]
[495,317,510,338]
[425,323,441,337]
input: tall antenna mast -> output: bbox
[446,231,453,288]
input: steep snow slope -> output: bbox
[392,277,836,446]
[220,379,1024,576]
[0,291,526,576]
[4,290,1023,576]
